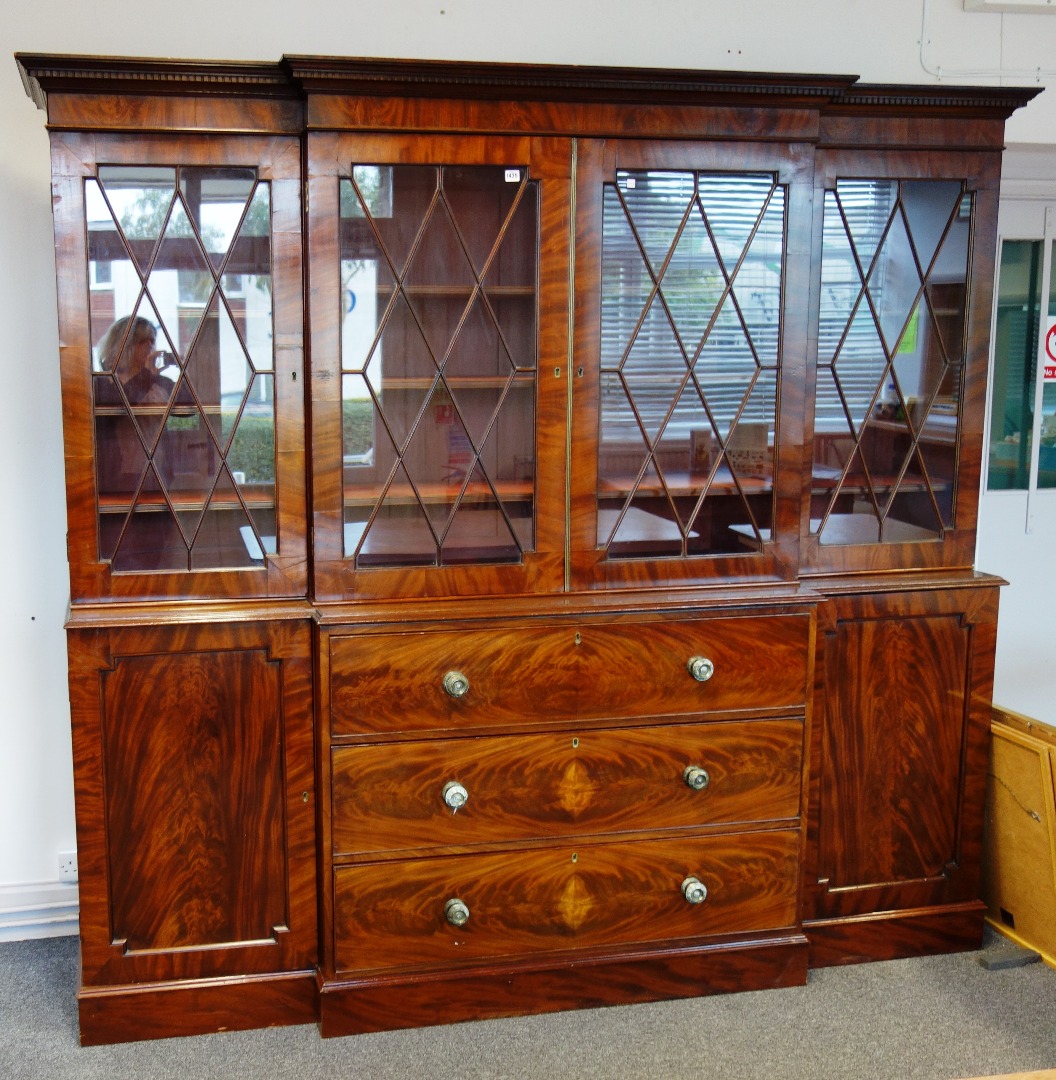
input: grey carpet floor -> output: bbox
[2,931,1056,1080]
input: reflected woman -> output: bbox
[97,315,177,405]
[93,316,193,569]
[94,314,186,491]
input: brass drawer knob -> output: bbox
[442,780,469,811]
[442,670,470,698]
[687,656,715,683]
[683,765,711,791]
[445,897,470,927]
[681,876,708,905]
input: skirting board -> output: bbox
[0,881,79,942]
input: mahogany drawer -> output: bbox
[329,613,810,736]
[331,718,803,856]
[332,829,800,975]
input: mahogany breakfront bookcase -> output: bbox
[16,53,1037,1045]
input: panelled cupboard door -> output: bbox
[66,617,318,989]
[308,133,571,601]
[569,139,813,589]
[802,149,1001,575]
[49,132,308,603]
[805,585,999,943]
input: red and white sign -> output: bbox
[1045,318,1056,382]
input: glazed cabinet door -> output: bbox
[49,132,307,603]
[803,149,1001,574]
[66,618,317,1042]
[569,138,813,588]
[308,133,571,600]
[804,584,1000,963]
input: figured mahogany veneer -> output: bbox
[17,52,1031,1044]
[66,614,318,1042]
[331,719,804,856]
[803,582,1000,962]
[318,936,810,1036]
[332,831,801,974]
[319,601,814,1032]
[329,613,810,738]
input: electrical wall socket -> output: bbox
[57,850,78,884]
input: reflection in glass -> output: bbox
[598,170,784,558]
[338,165,538,567]
[1045,243,1056,489]
[989,239,1056,490]
[87,165,276,571]
[812,178,969,545]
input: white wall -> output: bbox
[977,143,1056,725]
[2,0,1056,936]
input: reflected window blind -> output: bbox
[816,181,899,428]
[599,171,784,444]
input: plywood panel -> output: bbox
[983,707,1056,967]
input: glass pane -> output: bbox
[664,207,725,354]
[598,170,783,560]
[817,190,860,368]
[180,168,256,272]
[870,210,920,354]
[340,164,539,566]
[227,184,274,374]
[88,165,276,572]
[228,372,276,557]
[988,240,1040,490]
[813,178,968,544]
[95,166,176,275]
[902,181,964,273]
[1042,242,1056,488]
[1041,381,1056,488]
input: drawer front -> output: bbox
[333,829,799,975]
[329,613,810,736]
[332,719,803,856]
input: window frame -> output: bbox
[984,211,1056,519]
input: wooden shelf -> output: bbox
[811,464,950,494]
[377,374,535,391]
[377,284,535,298]
[599,468,772,499]
[93,405,238,417]
[98,485,275,514]
[812,513,940,545]
[868,416,958,447]
[344,510,529,560]
[343,477,533,508]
